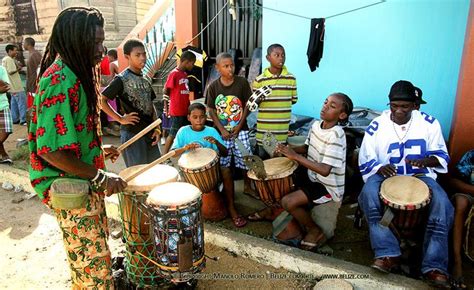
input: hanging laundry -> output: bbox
[307,18,325,72]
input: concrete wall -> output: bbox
[449,0,474,164]
[0,0,17,43]
[262,0,470,137]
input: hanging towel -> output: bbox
[307,18,325,72]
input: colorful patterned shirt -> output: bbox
[252,66,297,145]
[29,59,104,203]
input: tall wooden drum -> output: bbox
[146,182,205,283]
[118,164,179,287]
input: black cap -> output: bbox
[414,86,427,104]
[389,80,417,102]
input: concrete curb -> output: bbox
[203,224,430,290]
[1,166,431,290]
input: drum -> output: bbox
[178,148,227,221]
[146,182,205,282]
[118,164,179,286]
[464,206,474,262]
[247,157,298,208]
[379,176,431,238]
[178,147,220,193]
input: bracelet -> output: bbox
[91,170,107,191]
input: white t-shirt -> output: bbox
[305,120,346,203]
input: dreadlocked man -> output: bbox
[28,7,126,289]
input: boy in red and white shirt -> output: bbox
[162,51,196,153]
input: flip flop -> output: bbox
[247,212,267,221]
[299,234,327,252]
[0,157,13,165]
[232,216,248,228]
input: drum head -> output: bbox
[178,147,217,170]
[147,182,201,207]
[119,164,179,192]
[248,157,298,180]
[380,176,430,209]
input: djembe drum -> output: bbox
[379,176,431,238]
[146,182,205,283]
[118,164,179,287]
[178,148,227,221]
[248,157,298,218]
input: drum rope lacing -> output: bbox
[391,113,413,143]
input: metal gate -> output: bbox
[199,0,262,59]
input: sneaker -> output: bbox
[21,122,27,126]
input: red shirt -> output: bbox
[165,68,190,116]
[100,57,110,75]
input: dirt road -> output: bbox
[0,187,307,289]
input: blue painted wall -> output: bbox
[261,0,470,137]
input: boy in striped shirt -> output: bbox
[253,44,297,159]
[275,93,353,251]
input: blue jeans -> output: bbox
[10,91,27,123]
[358,174,453,274]
[120,129,161,167]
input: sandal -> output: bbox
[247,212,268,221]
[232,216,248,228]
[299,232,327,252]
[0,157,13,165]
[451,276,467,290]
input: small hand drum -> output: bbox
[248,157,298,208]
[379,176,431,238]
[178,148,220,193]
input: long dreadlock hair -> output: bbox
[38,7,104,135]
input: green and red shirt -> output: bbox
[28,59,104,203]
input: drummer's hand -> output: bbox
[103,145,120,163]
[0,80,10,93]
[120,112,140,125]
[377,164,397,178]
[275,144,298,160]
[231,124,242,138]
[204,136,217,144]
[104,172,127,196]
[220,129,232,140]
[185,143,201,151]
[405,158,426,168]
[151,129,161,146]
